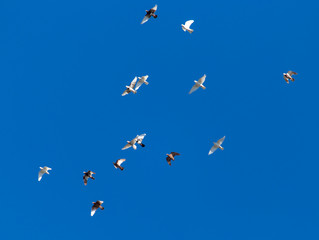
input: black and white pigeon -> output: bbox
[141,5,158,24]
[91,200,104,216]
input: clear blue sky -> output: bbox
[0,0,318,239]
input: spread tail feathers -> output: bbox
[201,85,206,90]
[119,166,124,171]
[187,29,194,33]
[153,14,158,18]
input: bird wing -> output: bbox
[184,20,194,28]
[135,78,144,90]
[208,145,218,155]
[288,71,297,76]
[217,136,225,145]
[83,176,88,185]
[189,84,199,94]
[198,74,206,84]
[91,206,98,216]
[130,77,137,88]
[152,4,158,11]
[141,15,150,24]
[122,89,129,96]
[116,159,126,166]
[38,170,44,181]
[122,143,131,150]
[137,134,146,142]
[172,152,180,157]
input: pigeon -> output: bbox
[83,170,95,186]
[122,136,138,150]
[189,74,206,94]
[135,75,149,91]
[91,200,104,216]
[113,159,126,171]
[208,136,225,155]
[122,77,137,96]
[181,20,194,33]
[283,71,297,84]
[38,166,51,181]
[166,152,180,166]
[141,4,158,24]
[136,133,146,147]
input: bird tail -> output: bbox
[291,78,295,82]
[91,177,95,180]
[119,166,124,171]
[100,206,105,210]
[133,145,137,150]
[187,29,194,34]
[200,85,206,90]
[153,14,158,18]
[181,25,187,32]
[139,143,145,147]
[144,81,149,85]
[132,90,137,94]
[219,146,224,150]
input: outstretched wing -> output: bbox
[217,136,225,145]
[91,205,98,216]
[141,15,150,24]
[130,77,137,88]
[198,74,206,84]
[208,145,218,155]
[184,20,194,28]
[116,159,126,166]
[122,143,131,150]
[189,84,199,94]
[38,170,44,181]
[135,78,144,90]
[151,4,158,12]
[172,152,180,157]
[137,134,146,142]
[122,89,129,96]
[288,71,297,76]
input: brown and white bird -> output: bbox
[141,4,158,24]
[113,159,126,171]
[83,170,95,186]
[208,136,225,155]
[166,152,180,166]
[38,166,52,181]
[91,200,104,216]
[283,71,297,83]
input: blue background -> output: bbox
[0,0,318,239]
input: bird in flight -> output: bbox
[283,71,297,84]
[83,170,95,186]
[135,75,149,91]
[122,77,138,96]
[189,74,206,94]
[181,20,194,33]
[208,136,225,155]
[122,136,138,150]
[141,5,158,24]
[166,152,180,166]
[113,159,126,171]
[136,133,146,147]
[91,200,104,216]
[38,166,52,181]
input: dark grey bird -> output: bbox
[83,170,95,186]
[91,200,104,216]
[141,5,158,24]
[166,152,180,166]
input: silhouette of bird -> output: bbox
[209,136,225,155]
[141,5,158,24]
[189,74,206,94]
[38,166,52,181]
[181,20,194,33]
[83,170,95,186]
[166,152,180,166]
[91,200,104,216]
[283,71,297,83]
[113,159,126,171]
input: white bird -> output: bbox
[122,136,138,150]
[135,75,149,90]
[122,77,137,96]
[283,71,297,84]
[181,20,194,33]
[136,133,146,147]
[38,166,52,181]
[208,136,225,155]
[189,74,206,94]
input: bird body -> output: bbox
[113,159,126,171]
[83,171,96,186]
[122,134,146,150]
[122,77,138,96]
[38,166,52,181]
[141,5,158,24]
[181,20,194,33]
[189,74,206,94]
[283,71,297,83]
[91,200,104,216]
[209,136,225,155]
[166,152,180,166]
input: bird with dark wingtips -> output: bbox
[83,170,95,186]
[283,71,297,84]
[166,152,180,166]
[113,159,126,171]
[91,200,104,216]
[141,4,158,24]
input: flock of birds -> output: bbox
[37,4,298,217]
